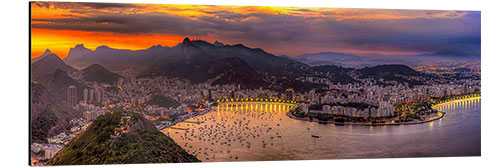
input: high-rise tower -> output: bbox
[66,85,77,107]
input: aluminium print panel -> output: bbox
[29,1,481,166]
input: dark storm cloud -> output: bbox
[80,3,140,9]
[201,10,270,22]
[31,12,308,41]
[33,1,50,8]
[31,6,480,57]
[320,11,337,15]
[292,9,314,12]
[32,13,203,35]
[33,1,141,9]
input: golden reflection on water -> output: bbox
[165,103,294,161]
[436,97,481,111]
[431,98,480,130]
[163,99,480,161]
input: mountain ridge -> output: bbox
[32,50,77,80]
[64,44,169,71]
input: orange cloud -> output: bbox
[132,4,466,21]
[134,4,281,19]
[33,2,465,22]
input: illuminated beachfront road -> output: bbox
[433,97,481,111]
[216,101,295,113]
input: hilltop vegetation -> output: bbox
[47,111,199,165]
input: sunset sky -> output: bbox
[30,2,480,59]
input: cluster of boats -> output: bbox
[165,107,322,161]
[166,108,289,161]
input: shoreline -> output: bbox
[287,96,481,126]
[431,96,481,109]
[286,111,445,126]
[157,108,212,130]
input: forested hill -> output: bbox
[47,111,200,165]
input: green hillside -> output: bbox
[47,111,199,165]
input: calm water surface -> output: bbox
[162,99,480,161]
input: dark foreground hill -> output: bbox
[142,38,292,87]
[358,64,420,77]
[31,82,80,143]
[311,65,357,84]
[47,111,199,165]
[203,57,267,89]
[357,64,425,86]
[36,69,87,101]
[82,64,121,84]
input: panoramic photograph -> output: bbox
[29,1,481,166]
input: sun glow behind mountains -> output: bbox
[30,29,187,59]
[30,2,480,59]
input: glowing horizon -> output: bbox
[30,2,480,59]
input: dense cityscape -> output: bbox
[30,2,481,165]
[31,56,480,165]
